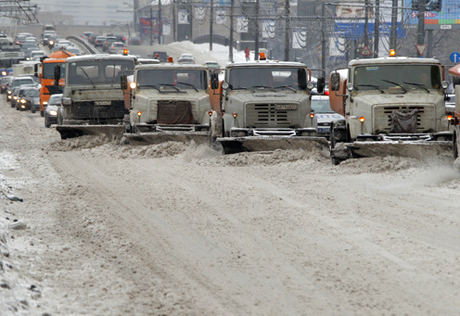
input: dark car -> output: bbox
[19,86,40,113]
[152,51,168,62]
[102,36,118,51]
[128,36,141,45]
[112,34,127,44]
[94,36,106,47]
[12,85,38,110]
[0,76,11,93]
[87,33,100,45]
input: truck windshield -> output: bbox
[228,67,307,90]
[353,65,441,91]
[68,59,134,86]
[136,69,207,90]
[43,62,66,79]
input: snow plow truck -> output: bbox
[328,53,453,164]
[209,54,328,154]
[122,60,212,145]
[55,54,136,139]
[447,64,460,160]
[39,49,74,117]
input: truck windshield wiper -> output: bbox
[80,68,96,88]
[233,87,255,92]
[403,82,430,93]
[357,84,384,93]
[273,85,297,92]
[252,85,276,91]
[139,84,160,92]
[176,81,198,92]
[156,83,180,92]
[381,79,407,93]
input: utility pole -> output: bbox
[390,0,398,49]
[173,0,177,42]
[210,0,213,51]
[229,0,234,62]
[416,0,425,56]
[284,0,290,61]
[373,0,380,57]
[321,2,326,79]
[158,0,162,44]
[150,6,153,45]
[254,0,259,61]
[189,1,193,41]
[364,0,369,52]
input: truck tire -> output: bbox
[44,114,51,128]
[40,110,44,117]
[454,128,460,159]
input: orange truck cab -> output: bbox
[39,50,74,117]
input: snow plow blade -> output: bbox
[346,140,453,159]
[122,131,210,145]
[216,136,329,154]
[56,125,124,140]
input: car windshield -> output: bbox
[49,96,62,104]
[311,98,333,113]
[353,65,442,91]
[13,78,34,86]
[136,69,207,90]
[23,89,39,97]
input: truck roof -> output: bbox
[349,56,442,67]
[226,60,308,68]
[65,54,136,63]
[135,63,208,71]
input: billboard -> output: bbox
[405,0,460,27]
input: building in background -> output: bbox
[33,0,132,25]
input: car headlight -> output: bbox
[49,110,58,116]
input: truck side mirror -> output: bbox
[330,72,340,91]
[210,73,219,89]
[317,77,325,93]
[54,65,60,86]
[120,75,128,90]
[453,76,460,87]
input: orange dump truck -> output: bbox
[39,50,74,117]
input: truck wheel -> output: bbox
[454,129,459,159]
[31,107,36,114]
[44,115,50,128]
[40,110,44,117]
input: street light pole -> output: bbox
[229,0,234,62]
[150,5,153,45]
[210,0,213,51]
[158,0,162,44]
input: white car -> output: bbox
[44,94,62,128]
[29,50,47,60]
[311,94,344,139]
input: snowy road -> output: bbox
[1,45,460,315]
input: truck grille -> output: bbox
[157,100,194,124]
[246,103,298,128]
[71,101,127,120]
[373,104,435,133]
